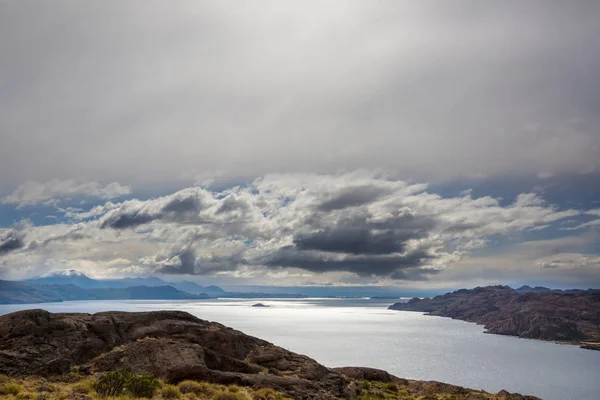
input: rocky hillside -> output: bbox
[0,310,539,400]
[389,285,600,350]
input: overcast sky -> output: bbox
[1,1,599,289]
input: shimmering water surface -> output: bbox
[1,298,598,400]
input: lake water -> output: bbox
[1,298,599,400]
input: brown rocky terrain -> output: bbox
[389,285,600,350]
[0,309,539,399]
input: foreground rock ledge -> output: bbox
[0,310,539,399]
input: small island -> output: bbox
[389,285,600,350]
[251,302,270,308]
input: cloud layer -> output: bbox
[1,1,599,189]
[2,172,595,285]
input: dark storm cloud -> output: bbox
[100,190,207,229]
[295,228,416,255]
[216,195,250,215]
[317,186,392,212]
[100,211,156,229]
[0,231,24,255]
[151,247,239,275]
[161,196,202,214]
[27,226,89,250]
[262,247,434,278]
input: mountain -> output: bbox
[24,269,224,294]
[0,309,540,400]
[26,269,98,288]
[0,280,63,304]
[389,285,600,350]
[0,280,208,304]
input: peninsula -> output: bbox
[389,285,600,350]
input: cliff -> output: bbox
[0,309,539,400]
[389,285,600,350]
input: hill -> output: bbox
[0,280,207,304]
[24,269,224,295]
[0,309,539,400]
[389,285,600,350]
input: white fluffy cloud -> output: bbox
[1,180,131,207]
[0,172,585,282]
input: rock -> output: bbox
[252,303,270,307]
[0,310,540,400]
[389,286,600,348]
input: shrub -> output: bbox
[161,384,181,399]
[383,383,398,392]
[126,374,160,398]
[71,382,91,395]
[93,368,132,396]
[0,375,8,384]
[178,380,216,396]
[36,383,55,393]
[213,391,252,400]
[252,388,284,400]
[0,382,23,395]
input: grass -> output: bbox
[350,380,525,400]
[0,374,292,400]
[0,373,523,400]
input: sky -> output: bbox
[0,1,599,289]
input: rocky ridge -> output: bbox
[0,309,539,399]
[389,285,600,350]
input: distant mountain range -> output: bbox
[0,269,310,304]
[4,269,594,305]
[0,279,208,304]
[24,269,224,294]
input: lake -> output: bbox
[1,298,599,400]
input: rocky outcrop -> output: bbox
[389,285,600,349]
[0,310,540,400]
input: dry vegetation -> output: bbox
[0,374,535,400]
[0,373,291,400]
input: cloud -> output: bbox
[561,208,600,230]
[0,230,24,255]
[536,254,600,269]
[25,172,577,281]
[1,2,599,189]
[26,224,89,250]
[1,179,131,207]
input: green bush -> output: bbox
[161,384,181,399]
[93,367,132,396]
[0,382,23,395]
[126,374,160,398]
